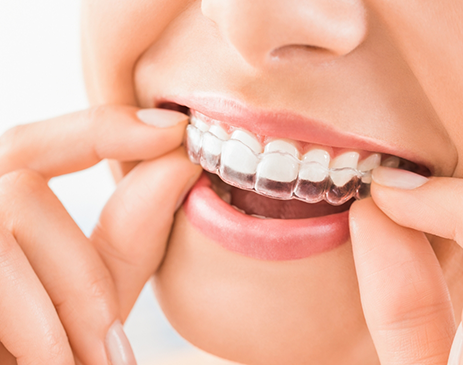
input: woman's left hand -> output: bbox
[349,166,463,365]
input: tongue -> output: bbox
[230,186,353,219]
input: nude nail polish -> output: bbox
[105,320,137,365]
[137,108,187,128]
[371,166,428,190]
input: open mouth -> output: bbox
[159,100,430,260]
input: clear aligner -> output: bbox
[186,123,381,206]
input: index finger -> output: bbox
[0,105,189,178]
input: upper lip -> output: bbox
[157,93,432,172]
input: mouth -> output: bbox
[158,99,430,260]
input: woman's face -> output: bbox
[82,1,463,364]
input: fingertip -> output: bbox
[136,108,189,128]
[349,197,378,228]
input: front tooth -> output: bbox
[382,156,400,168]
[264,139,299,158]
[231,129,262,154]
[255,153,299,199]
[330,151,360,187]
[257,154,299,182]
[220,139,259,189]
[299,149,330,182]
[209,125,230,140]
[357,153,381,171]
[303,149,331,166]
[191,116,209,132]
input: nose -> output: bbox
[201,0,367,66]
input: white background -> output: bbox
[0,1,207,363]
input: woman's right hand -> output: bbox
[0,105,201,365]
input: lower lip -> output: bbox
[183,173,350,261]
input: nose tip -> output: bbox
[202,0,367,67]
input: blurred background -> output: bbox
[0,1,227,364]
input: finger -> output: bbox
[370,166,463,243]
[91,147,202,318]
[0,342,17,365]
[0,227,74,365]
[0,106,188,178]
[0,170,135,365]
[350,198,455,365]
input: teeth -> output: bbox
[255,153,299,199]
[201,125,231,171]
[231,129,263,154]
[251,213,270,219]
[220,139,259,189]
[256,140,299,199]
[329,152,360,187]
[191,116,209,132]
[382,156,400,168]
[201,133,224,172]
[358,153,381,184]
[299,149,330,182]
[358,153,381,172]
[264,139,299,158]
[209,125,230,140]
[185,125,203,164]
[185,118,413,205]
[232,205,246,214]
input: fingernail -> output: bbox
[137,108,188,128]
[372,166,428,190]
[448,322,463,365]
[105,320,137,365]
[175,171,202,211]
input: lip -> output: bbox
[183,173,350,261]
[157,93,432,172]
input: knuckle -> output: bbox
[0,124,26,161]
[0,169,46,200]
[84,267,114,304]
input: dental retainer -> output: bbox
[185,117,395,206]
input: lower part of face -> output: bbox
[154,210,378,364]
[82,0,463,364]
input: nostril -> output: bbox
[270,44,338,64]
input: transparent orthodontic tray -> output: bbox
[185,124,374,206]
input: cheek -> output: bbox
[153,209,373,364]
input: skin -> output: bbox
[0,0,462,364]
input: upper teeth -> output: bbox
[187,114,391,205]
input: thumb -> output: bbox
[350,198,455,365]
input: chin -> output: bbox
[153,208,377,365]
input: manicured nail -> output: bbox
[372,166,428,190]
[105,320,137,365]
[448,322,463,365]
[137,108,188,128]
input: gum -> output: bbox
[186,124,371,206]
